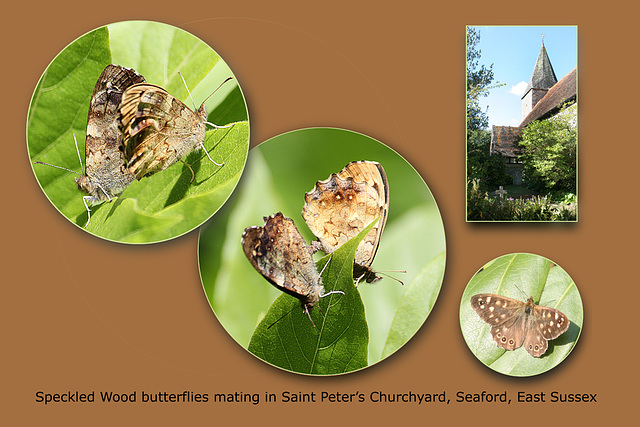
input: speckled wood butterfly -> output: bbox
[471,294,570,357]
[34,64,145,226]
[302,161,390,284]
[241,212,344,326]
[119,76,233,179]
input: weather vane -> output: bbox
[541,33,545,45]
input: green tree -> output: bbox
[466,28,506,186]
[466,28,495,132]
[519,106,576,192]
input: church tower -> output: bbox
[521,38,557,119]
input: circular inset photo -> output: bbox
[28,21,249,243]
[198,127,446,375]
[460,253,582,376]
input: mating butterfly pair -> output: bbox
[35,64,229,225]
[241,161,389,325]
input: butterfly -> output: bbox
[34,64,145,226]
[118,76,233,179]
[302,161,389,284]
[470,294,570,357]
[241,212,344,326]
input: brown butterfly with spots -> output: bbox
[470,294,570,357]
[34,64,145,226]
[119,76,232,179]
[302,161,390,284]
[241,212,344,326]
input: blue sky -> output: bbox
[469,26,577,127]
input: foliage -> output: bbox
[466,28,503,133]
[519,105,576,193]
[247,222,374,375]
[466,28,507,187]
[467,129,509,186]
[467,179,576,221]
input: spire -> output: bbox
[524,42,557,94]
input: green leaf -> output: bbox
[247,221,375,375]
[460,253,583,376]
[28,27,112,218]
[381,251,445,359]
[27,22,249,243]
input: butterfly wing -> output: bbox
[242,213,322,308]
[523,304,570,357]
[302,161,388,283]
[470,294,527,351]
[339,161,389,271]
[79,64,144,201]
[120,83,206,178]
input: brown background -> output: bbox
[4,0,637,424]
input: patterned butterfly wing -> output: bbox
[302,161,389,283]
[119,83,207,178]
[77,64,145,202]
[241,212,323,309]
[524,303,570,357]
[471,294,528,351]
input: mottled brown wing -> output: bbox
[302,161,389,283]
[470,294,527,351]
[241,213,323,308]
[119,83,207,178]
[338,161,389,268]
[523,304,570,357]
[77,64,144,202]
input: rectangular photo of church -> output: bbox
[466,26,577,222]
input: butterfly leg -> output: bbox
[82,196,92,227]
[199,140,225,167]
[304,304,316,328]
[179,159,195,183]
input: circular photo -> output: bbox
[198,127,446,375]
[460,253,582,376]
[27,21,249,243]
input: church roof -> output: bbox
[520,68,576,128]
[490,126,522,157]
[491,68,577,157]
[522,43,558,97]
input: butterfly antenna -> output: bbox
[202,76,234,105]
[513,283,528,299]
[202,77,235,131]
[378,270,407,286]
[73,134,84,171]
[178,71,198,111]
[33,161,81,176]
[266,304,299,330]
[33,133,85,177]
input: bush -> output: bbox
[467,179,576,221]
[519,105,576,193]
